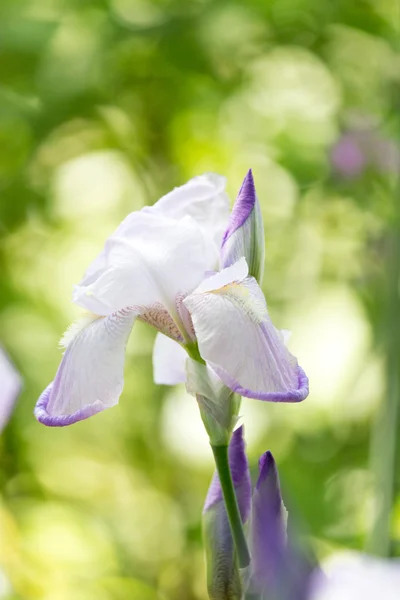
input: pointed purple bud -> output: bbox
[203,427,252,600]
[221,170,265,284]
[251,451,287,595]
[251,452,315,600]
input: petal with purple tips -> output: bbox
[184,259,309,402]
[34,310,136,427]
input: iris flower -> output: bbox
[35,170,308,426]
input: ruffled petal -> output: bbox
[184,258,308,402]
[74,173,229,317]
[152,173,230,249]
[34,310,136,426]
[221,169,265,283]
[73,213,215,321]
[152,333,187,385]
[0,347,22,433]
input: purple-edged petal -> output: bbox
[203,426,251,600]
[152,333,187,385]
[34,311,136,427]
[184,259,309,403]
[0,347,22,433]
[221,169,265,283]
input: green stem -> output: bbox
[211,444,251,568]
[369,229,400,557]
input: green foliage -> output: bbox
[0,0,399,598]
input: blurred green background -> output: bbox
[1,0,400,598]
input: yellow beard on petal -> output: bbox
[59,313,103,349]
[210,282,267,324]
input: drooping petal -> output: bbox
[73,213,214,323]
[221,169,265,284]
[184,258,309,402]
[152,173,230,249]
[152,333,187,385]
[203,426,252,600]
[0,347,22,433]
[35,310,136,426]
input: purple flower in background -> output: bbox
[330,133,366,178]
[0,347,22,433]
[35,170,308,427]
[331,128,400,179]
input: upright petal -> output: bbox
[221,169,265,284]
[0,347,22,433]
[152,333,187,385]
[73,213,219,347]
[76,174,229,316]
[152,173,230,249]
[35,310,136,426]
[73,213,214,321]
[203,427,252,600]
[184,259,309,402]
